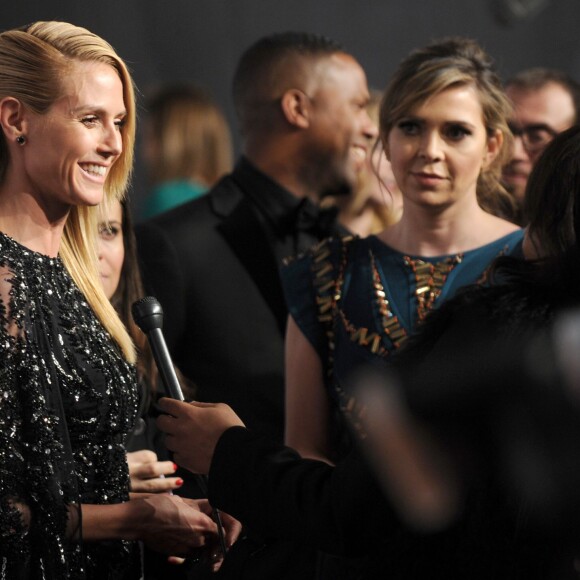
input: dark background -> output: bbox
[4,0,579,214]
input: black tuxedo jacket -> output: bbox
[136,168,290,440]
[136,162,349,579]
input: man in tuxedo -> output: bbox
[136,32,377,579]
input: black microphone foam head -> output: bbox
[132,296,164,332]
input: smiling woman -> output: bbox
[0,21,224,580]
[24,61,126,210]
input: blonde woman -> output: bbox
[0,21,232,579]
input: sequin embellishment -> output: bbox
[0,232,139,579]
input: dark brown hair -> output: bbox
[109,200,157,388]
[524,124,580,258]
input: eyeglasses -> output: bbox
[508,122,559,154]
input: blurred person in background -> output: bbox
[140,83,233,219]
[501,67,580,224]
[324,89,402,236]
[98,198,241,578]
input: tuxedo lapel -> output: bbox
[217,197,288,336]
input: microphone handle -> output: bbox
[147,328,184,401]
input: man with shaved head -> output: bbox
[137,32,377,579]
[231,32,375,209]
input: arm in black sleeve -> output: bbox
[208,426,399,556]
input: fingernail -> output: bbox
[176,478,184,487]
[173,463,178,472]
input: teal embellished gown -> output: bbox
[281,231,524,444]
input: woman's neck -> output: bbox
[0,187,68,258]
[378,198,516,257]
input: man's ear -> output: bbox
[0,97,26,141]
[280,89,311,129]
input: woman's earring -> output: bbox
[16,135,26,145]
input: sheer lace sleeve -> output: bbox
[0,265,33,554]
[0,263,82,577]
[0,231,139,579]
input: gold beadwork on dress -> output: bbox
[312,237,353,380]
[308,235,519,443]
[334,242,393,356]
[404,254,463,322]
[339,311,386,355]
[370,252,407,349]
[312,239,468,374]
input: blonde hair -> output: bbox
[380,37,516,218]
[0,21,136,361]
[146,83,233,186]
[356,89,400,231]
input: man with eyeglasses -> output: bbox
[501,68,580,224]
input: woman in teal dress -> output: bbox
[282,37,523,465]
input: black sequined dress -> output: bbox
[0,231,140,579]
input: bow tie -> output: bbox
[293,199,339,239]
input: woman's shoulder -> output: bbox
[465,225,524,259]
[480,215,523,247]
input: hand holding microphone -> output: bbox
[132,296,230,559]
[156,398,245,475]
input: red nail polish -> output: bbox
[173,463,178,472]
[176,478,184,487]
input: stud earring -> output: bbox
[16,135,26,145]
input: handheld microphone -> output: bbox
[131,296,184,401]
[132,296,228,559]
